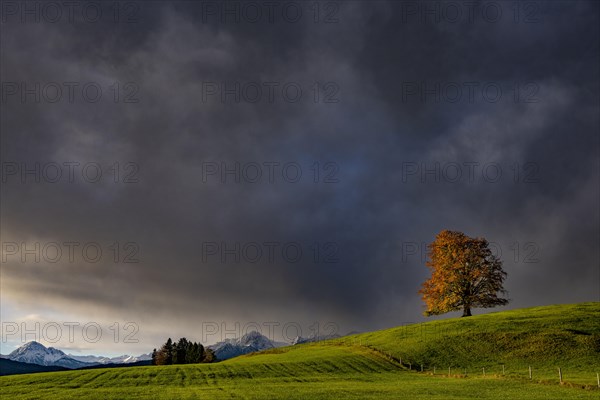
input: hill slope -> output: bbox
[0,303,598,399]
[0,359,69,376]
[347,302,600,384]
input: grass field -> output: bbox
[1,303,598,399]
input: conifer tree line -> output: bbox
[151,338,215,365]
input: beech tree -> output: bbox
[419,230,509,317]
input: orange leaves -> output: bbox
[419,230,509,317]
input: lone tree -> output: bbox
[419,230,509,317]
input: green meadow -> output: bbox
[1,303,598,399]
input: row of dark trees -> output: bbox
[151,338,215,365]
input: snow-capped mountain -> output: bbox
[65,354,110,364]
[208,331,283,361]
[7,341,90,369]
[6,341,151,369]
[68,353,151,364]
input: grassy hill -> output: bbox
[1,302,598,399]
[343,302,600,385]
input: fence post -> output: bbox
[529,366,532,380]
[408,362,411,370]
[483,367,485,377]
[434,366,436,374]
[502,365,505,375]
[448,366,451,376]
[421,364,423,372]
[558,367,562,384]
[596,372,599,388]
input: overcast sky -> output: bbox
[1,1,598,356]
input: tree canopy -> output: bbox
[152,337,214,365]
[419,230,509,317]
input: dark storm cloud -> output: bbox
[1,0,598,340]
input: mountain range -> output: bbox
[291,333,342,345]
[207,330,344,360]
[1,331,347,373]
[3,341,90,369]
[1,341,151,370]
[68,353,151,365]
[207,331,285,361]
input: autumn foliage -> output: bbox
[419,230,509,317]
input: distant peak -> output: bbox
[241,331,265,339]
[22,341,45,348]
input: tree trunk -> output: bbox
[462,306,472,317]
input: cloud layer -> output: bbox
[1,1,598,353]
